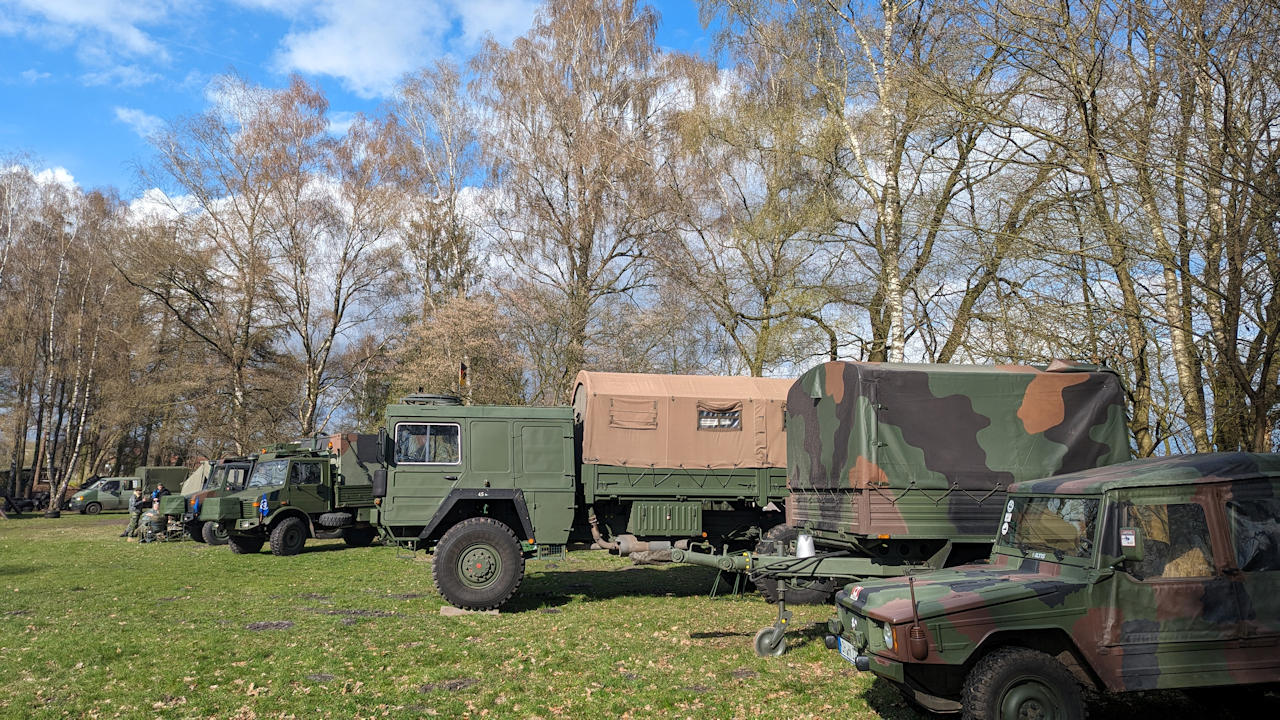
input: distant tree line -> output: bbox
[2,0,1277,499]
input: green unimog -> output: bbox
[825,452,1280,718]
[373,372,794,611]
[203,435,379,555]
[156,456,255,543]
[69,466,189,514]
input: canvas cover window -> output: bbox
[609,398,658,430]
[1125,502,1214,580]
[697,401,741,431]
[1228,496,1280,572]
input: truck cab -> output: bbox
[158,456,255,544]
[205,435,379,555]
[826,452,1280,717]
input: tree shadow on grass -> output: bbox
[0,564,37,577]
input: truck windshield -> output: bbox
[247,460,289,489]
[1000,496,1099,560]
[202,467,224,491]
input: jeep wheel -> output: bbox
[962,647,1085,720]
[432,517,525,611]
[269,517,308,556]
[202,521,229,546]
[84,502,102,515]
[754,524,837,605]
[228,533,264,554]
[343,526,378,547]
[186,521,206,543]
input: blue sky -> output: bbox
[0,0,711,195]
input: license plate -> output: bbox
[837,637,860,666]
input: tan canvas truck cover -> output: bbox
[572,371,793,470]
[179,461,213,495]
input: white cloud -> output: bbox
[327,111,356,136]
[127,187,196,223]
[114,106,165,139]
[33,166,76,189]
[233,0,537,99]
[82,64,162,87]
[19,68,50,82]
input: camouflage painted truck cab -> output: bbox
[157,456,255,544]
[374,373,793,611]
[203,434,380,555]
[69,466,190,514]
[826,453,1280,718]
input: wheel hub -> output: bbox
[459,545,500,587]
[1002,682,1056,720]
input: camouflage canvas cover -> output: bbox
[786,361,1129,540]
[573,371,792,470]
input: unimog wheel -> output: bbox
[84,501,102,515]
[432,517,525,611]
[186,521,205,542]
[228,533,264,554]
[754,524,837,605]
[269,516,308,556]
[343,526,378,547]
[962,647,1085,720]
[202,520,229,546]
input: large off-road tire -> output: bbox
[319,511,353,528]
[84,502,102,515]
[202,520,229,546]
[754,524,837,605]
[269,516,308,556]
[962,647,1085,720]
[186,521,206,542]
[228,533,265,555]
[343,526,378,547]
[432,517,525,611]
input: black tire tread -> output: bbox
[228,533,264,555]
[962,647,1086,720]
[318,512,353,528]
[431,517,524,611]
[269,516,308,556]
[202,520,229,546]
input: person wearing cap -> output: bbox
[122,488,146,538]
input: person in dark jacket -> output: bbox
[122,488,147,537]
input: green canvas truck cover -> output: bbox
[786,360,1130,540]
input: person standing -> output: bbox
[122,488,146,538]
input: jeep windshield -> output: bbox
[998,495,1099,561]
[246,460,289,489]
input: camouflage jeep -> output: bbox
[825,452,1280,718]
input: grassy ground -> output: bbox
[0,513,1269,719]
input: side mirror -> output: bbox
[372,468,387,498]
[1118,527,1144,564]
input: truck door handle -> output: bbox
[444,475,459,481]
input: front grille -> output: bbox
[240,499,257,519]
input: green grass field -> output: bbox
[0,513,1264,719]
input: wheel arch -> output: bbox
[417,489,534,546]
[268,508,314,538]
[964,627,1103,693]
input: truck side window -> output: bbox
[395,423,460,465]
[1126,502,1214,580]
[290,463,322,485]
[1227,495,1280,572]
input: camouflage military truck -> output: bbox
[372,372,793,611]
[825,452,1280,718]
[156,456,255,544]
[69,466,189,514]
[671,360,1130,655]
[202,435,380,555]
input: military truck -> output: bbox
[156,456,255,544]
[825,452,1280,718]
[372,372,793,610]
[68,466,189,514]
[670,360,1131,655]
[203,434,379,555]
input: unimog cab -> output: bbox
[204,434,380,555]
[69,466,189,514]
[826,452,1280,718]
[156,456,255,544]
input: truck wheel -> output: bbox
[432,517,525,611]
[962,647,1085,720]
[754,524,837,605]
[228,533,264,554]
[84,502,102,515]
[202,521,229,546]
[319,512,353,528]
[187,521,206,542]
[343,526,378,547]
[269,517,308,556]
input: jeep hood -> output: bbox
[835,562,1087,624]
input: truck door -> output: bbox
[1223,478,1280,682]
[287,461,329,515]
[383,422,464,527]
[1100,488,1240,689]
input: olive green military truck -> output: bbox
[372,372,794,611]
[670,360,1132,655]
[825,452,1280,718]
[156,455,255,544]
[202,435,380,555]
[68,466,189,514]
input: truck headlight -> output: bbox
[882,623,895,651]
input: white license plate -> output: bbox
[837,636,860,666]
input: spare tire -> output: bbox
[318,512,353,528]
[753,524,837,605]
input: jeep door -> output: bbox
[1223,477,1280,683]
[383,421,464,528]
[287,460,329,515]
[1098,486,1240,690]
